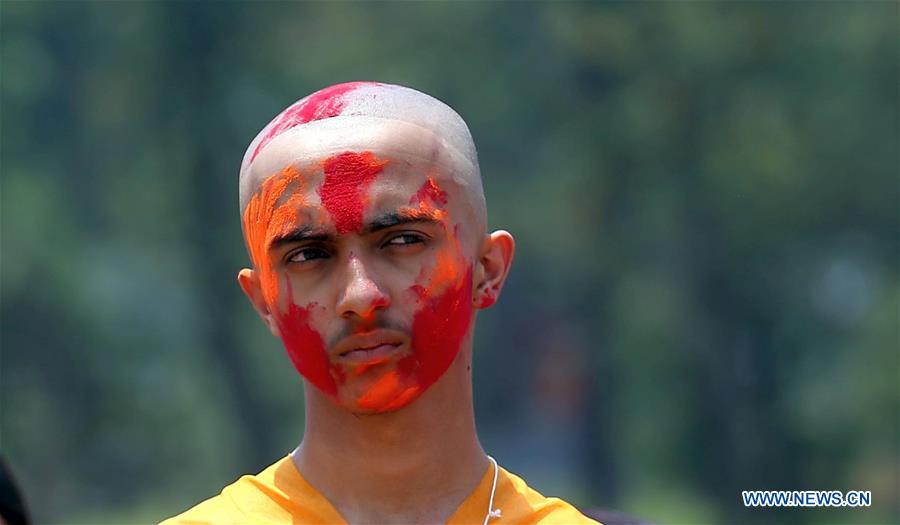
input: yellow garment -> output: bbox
[161,455,600,525]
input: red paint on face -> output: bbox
[356,370,406,411]
[406,264,474,393]
[243,168,339,393]
[346,182,472,413]
[244,157,474,413]
[243,165,308,306]
[355,266,474,413]
[248,81,381,164]
[404,223,474,394]
[319,151,388,234]
[276,300,337,396]
[352,222,472,412]
[410,177,448,207]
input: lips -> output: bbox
[333,330,406,364]
[341,343,401,364]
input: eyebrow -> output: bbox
[267,209,443,250]
[268,226,331,250]
[365,209,443,233]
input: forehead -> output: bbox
[243,125,475,239]
[274,155,455,225]
[242,116,474,213]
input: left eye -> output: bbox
[385,233,424,247]
[287,247,330,263]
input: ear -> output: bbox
[238,268,281,337]
[472,230,515,309]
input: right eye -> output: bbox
[287,247,330,265]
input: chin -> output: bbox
[347,402,410,417]
[337,371,424,414]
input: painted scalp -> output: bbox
[239,82,482,213]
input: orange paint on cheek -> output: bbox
[409,220,464,300]
[404,177,460,296]
[427,244,461,294]
[348,177,474,413]
[242,165,308,305]
[243,167,338,396]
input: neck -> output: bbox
[293,348,488,525]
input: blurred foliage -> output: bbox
[1,2,897,524]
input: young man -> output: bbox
[162,82,598,525]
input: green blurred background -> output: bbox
[1,2,897,524]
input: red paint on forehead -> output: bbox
[319,151,388,234]
[249,81,381,164]
[410,177,448,207]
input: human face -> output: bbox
[241,141,478,414]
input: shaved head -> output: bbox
[239,82,486,233]
[236,82,513,414]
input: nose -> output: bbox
[335,253,390,320]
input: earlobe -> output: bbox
[237,268,281,337]
[473,230,515,310]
